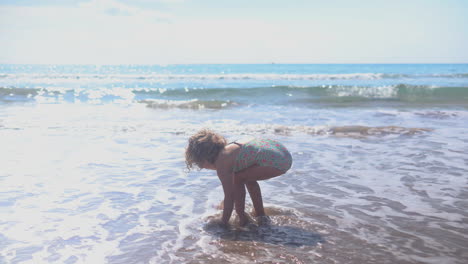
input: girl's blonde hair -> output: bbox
[185,129,227,170]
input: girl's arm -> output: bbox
[217,169,235,225]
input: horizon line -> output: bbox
[1,62,468,66]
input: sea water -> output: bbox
[0,64,467,263]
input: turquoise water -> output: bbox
[1,64,467,263]
[1,64,468,107]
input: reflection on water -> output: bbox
[203,216,324,248]
[1,103,468,264]
[183,208,328,264]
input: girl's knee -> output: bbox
[233,172,245,185]
[245,181,257,187]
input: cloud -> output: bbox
[0,0,177,64]
[1,0,466,64]
[78,0,172,22]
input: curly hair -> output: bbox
[185,129,227,171]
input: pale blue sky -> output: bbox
[1,0,467,64]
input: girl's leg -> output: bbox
[234,182,248,225]
[235,165,286,217]
[235,165,285,182]
[245,181,265,216]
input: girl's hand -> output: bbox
[215,200,224,210]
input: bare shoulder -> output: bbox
[234,136,255,145]
[214,136,254,173]
[215,148,236,174]
[216,144,240,172]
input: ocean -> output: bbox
[1,64,467,264]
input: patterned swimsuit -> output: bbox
[232,138,293,173]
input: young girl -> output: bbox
[185,129,292,226]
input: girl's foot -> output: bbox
[257,215,271,226]
[239,215,249,226]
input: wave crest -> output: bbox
[273,125,432,137]
[177,124,432,138]
[139,99,238,110]
[2,85,468,105]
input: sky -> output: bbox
[0,0,467,64]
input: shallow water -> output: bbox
[1,64,468,263]
[1,104,467,264]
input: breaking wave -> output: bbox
[139,99,238,110]
[1,84,467,105]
